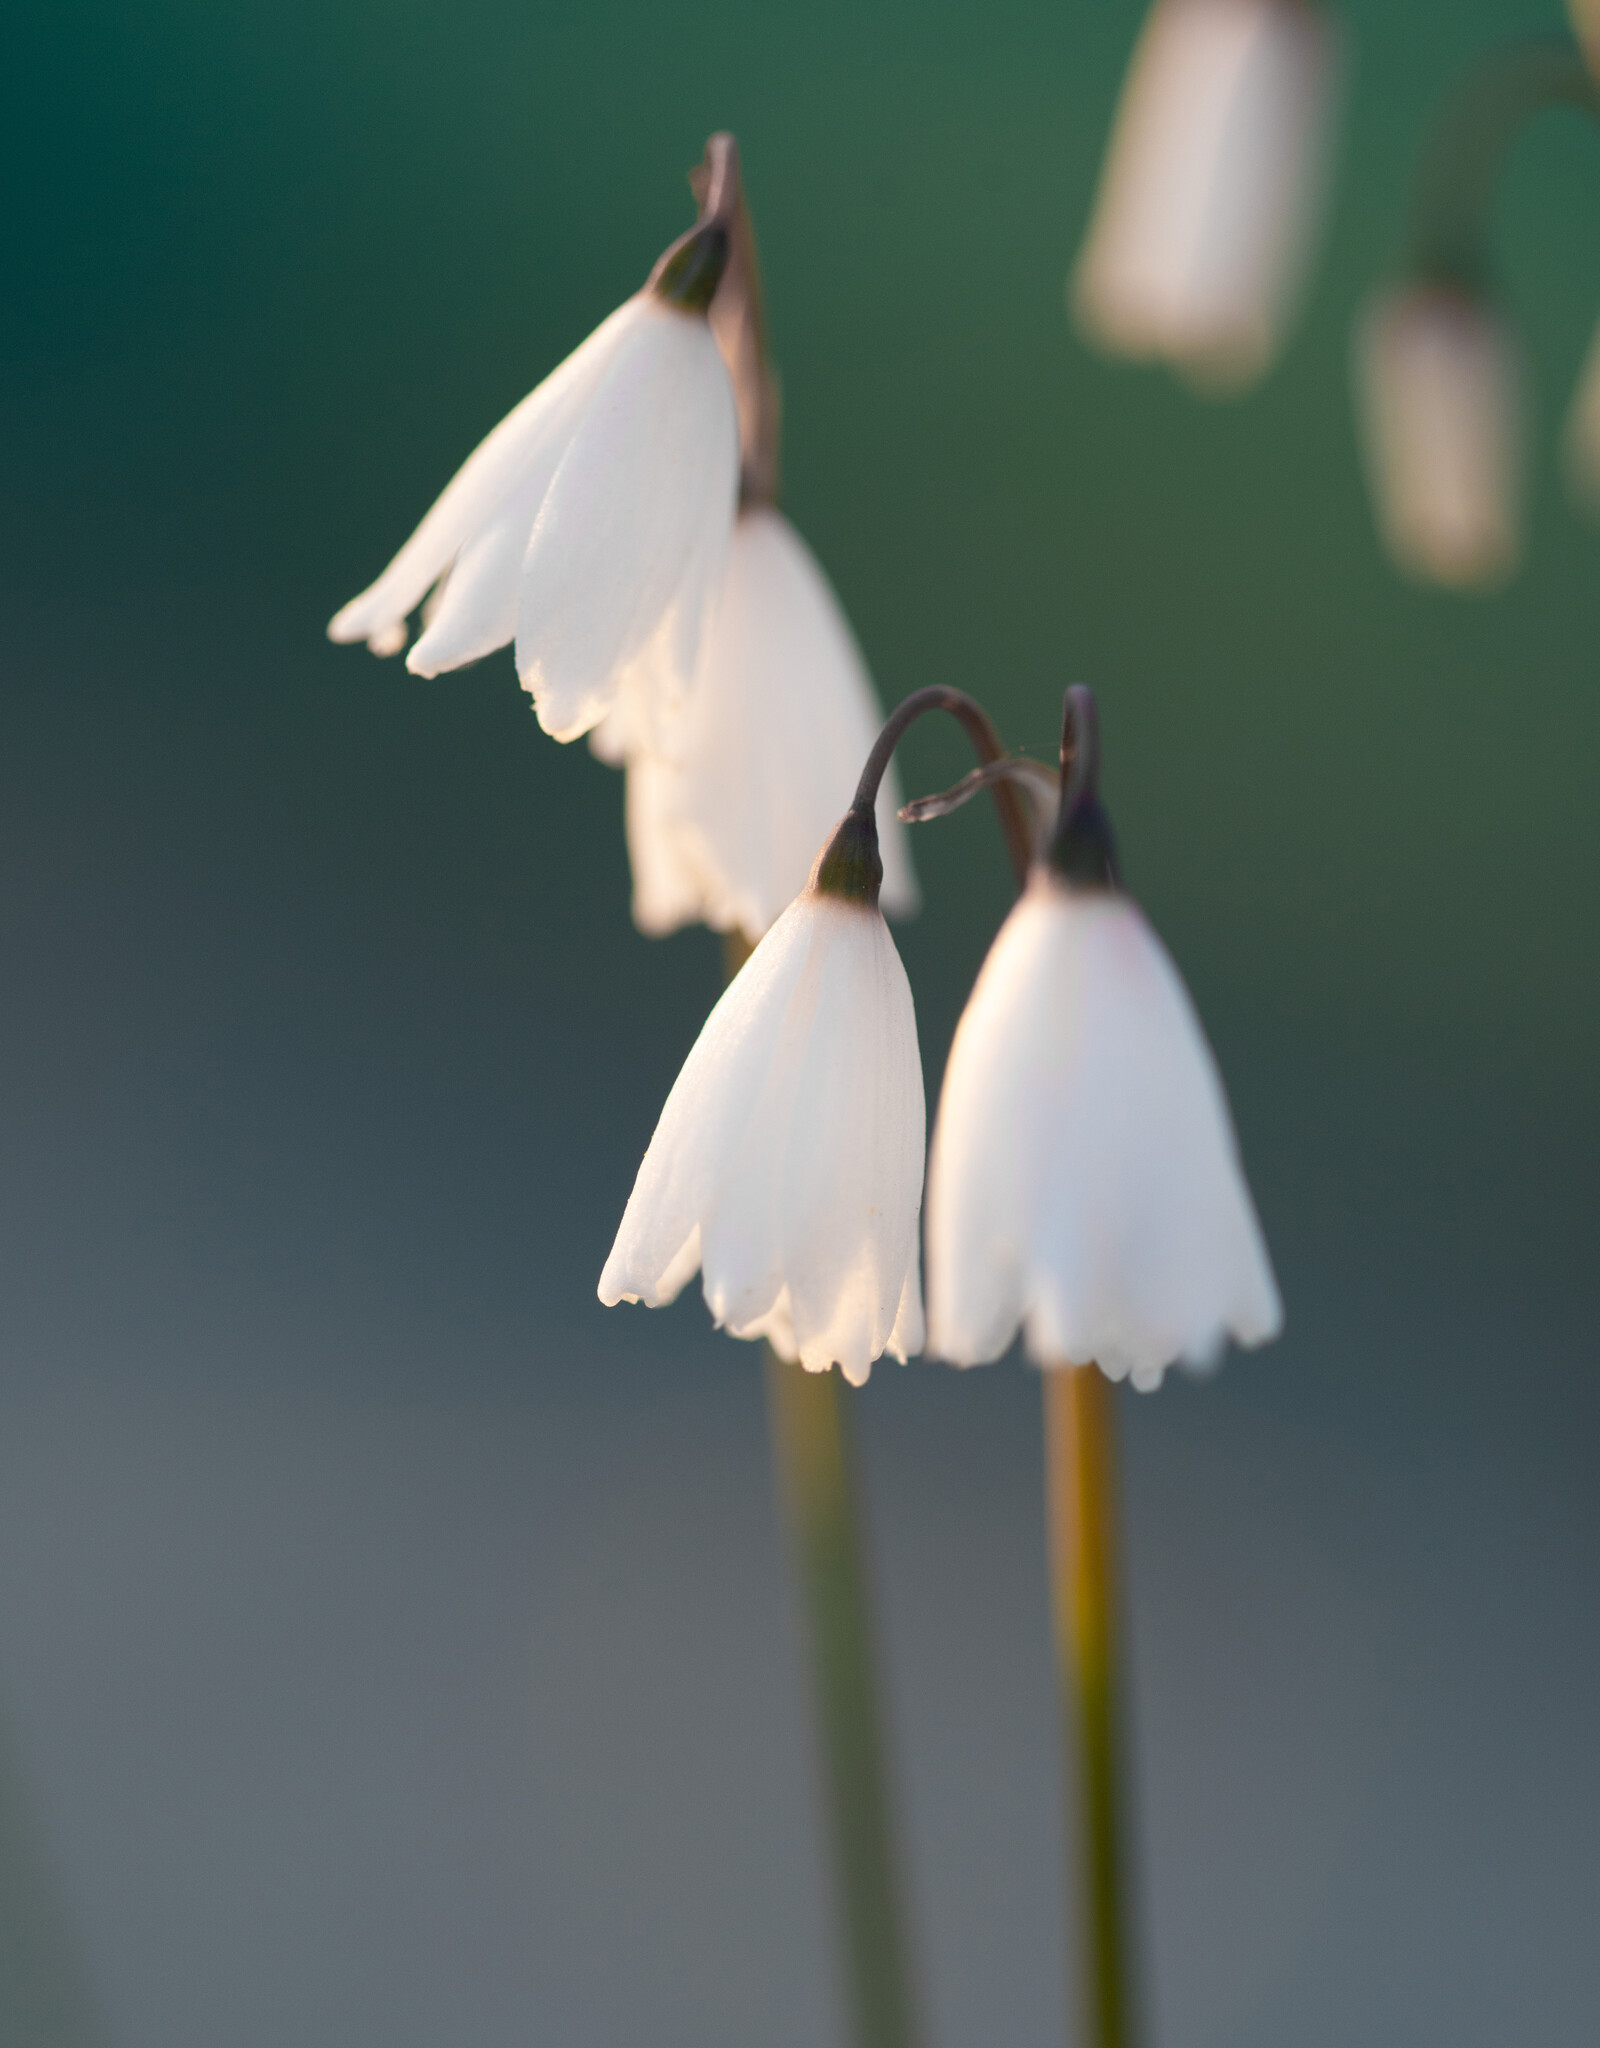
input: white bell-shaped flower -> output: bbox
[593,505,918,941]
[599,807,925,1384]
[329,156,741,744]
[1356,284,1522,588]
[1072,0,1341,390]
[925,691,1280,1390]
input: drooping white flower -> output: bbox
[1356,284,1522,588]
[592,505,918,941]
[599,808,925,1384]
[328,164,740,744]
[925,692,1280,1390]
[1072,0,1341,390]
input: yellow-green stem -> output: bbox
[723,932,919,2048]
[1044,1364,1136,2048]
[765,1352,920,2048]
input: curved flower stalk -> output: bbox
[591,168,916,943]
[595,506,918,940]
[599,805,925,1385]
[923,688,1281,1390]
[328,138,742,744]
[1355,32,1599,587]
[1356,287,1522,588]
[1071,0,1342,391]
[600,685,1028,1383]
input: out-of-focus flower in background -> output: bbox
[925,690,1280,1389]
[1562,312,1600,512]
[593,506,918,942]
[1568,0,1600,78]
[1355,285,1523,590]
[329,155,740,744]
[1071,0,1342,392]
[599,806,925,1385]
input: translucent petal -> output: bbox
[616,508,918,941]
[1356,288,1522,589]
[928,878,1280,1383]
[600,894,926,1382]
[598,902,816,1310]
[328,299,639,649]
[518,303,738,742]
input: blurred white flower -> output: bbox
[592,505,918,942]
[1356,285,1522,588]
[599,810,925,1384]
[329,180,740,744]
[1072,0,1341,390]
[925,694,1280,1390]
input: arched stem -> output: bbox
[1406,31,1599,293]
[852,685,1032,890]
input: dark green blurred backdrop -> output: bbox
[0,2,1595,2044]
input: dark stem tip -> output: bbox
[810,806,883,910]
[1048,686,1120,890]
[648,132,740,313]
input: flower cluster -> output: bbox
[330,135,1282,1396]
[601,685,1281,1391]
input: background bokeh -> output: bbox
[1,1,1597,2042]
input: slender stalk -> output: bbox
[1044,1365,1135,2048]
[764,1350,920,2048]
[723,934,920,2048]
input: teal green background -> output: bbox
[0,2,1595,2044]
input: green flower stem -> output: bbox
[1044,1363,1136,2048]
[724,932,919,2048]
[764,1350,921,2048]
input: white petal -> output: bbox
[617,508,918,941]
[367,621,408,658]
[734,904,922,1377]
[885,1238,926,1363]
[622,747,715,938]
[598,897,821,1310]
[518,301,738,743]
[1356,287,1522,589]
[928,877,1280,1383]
[1072,0,1340,388]
[328,299,638,650]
